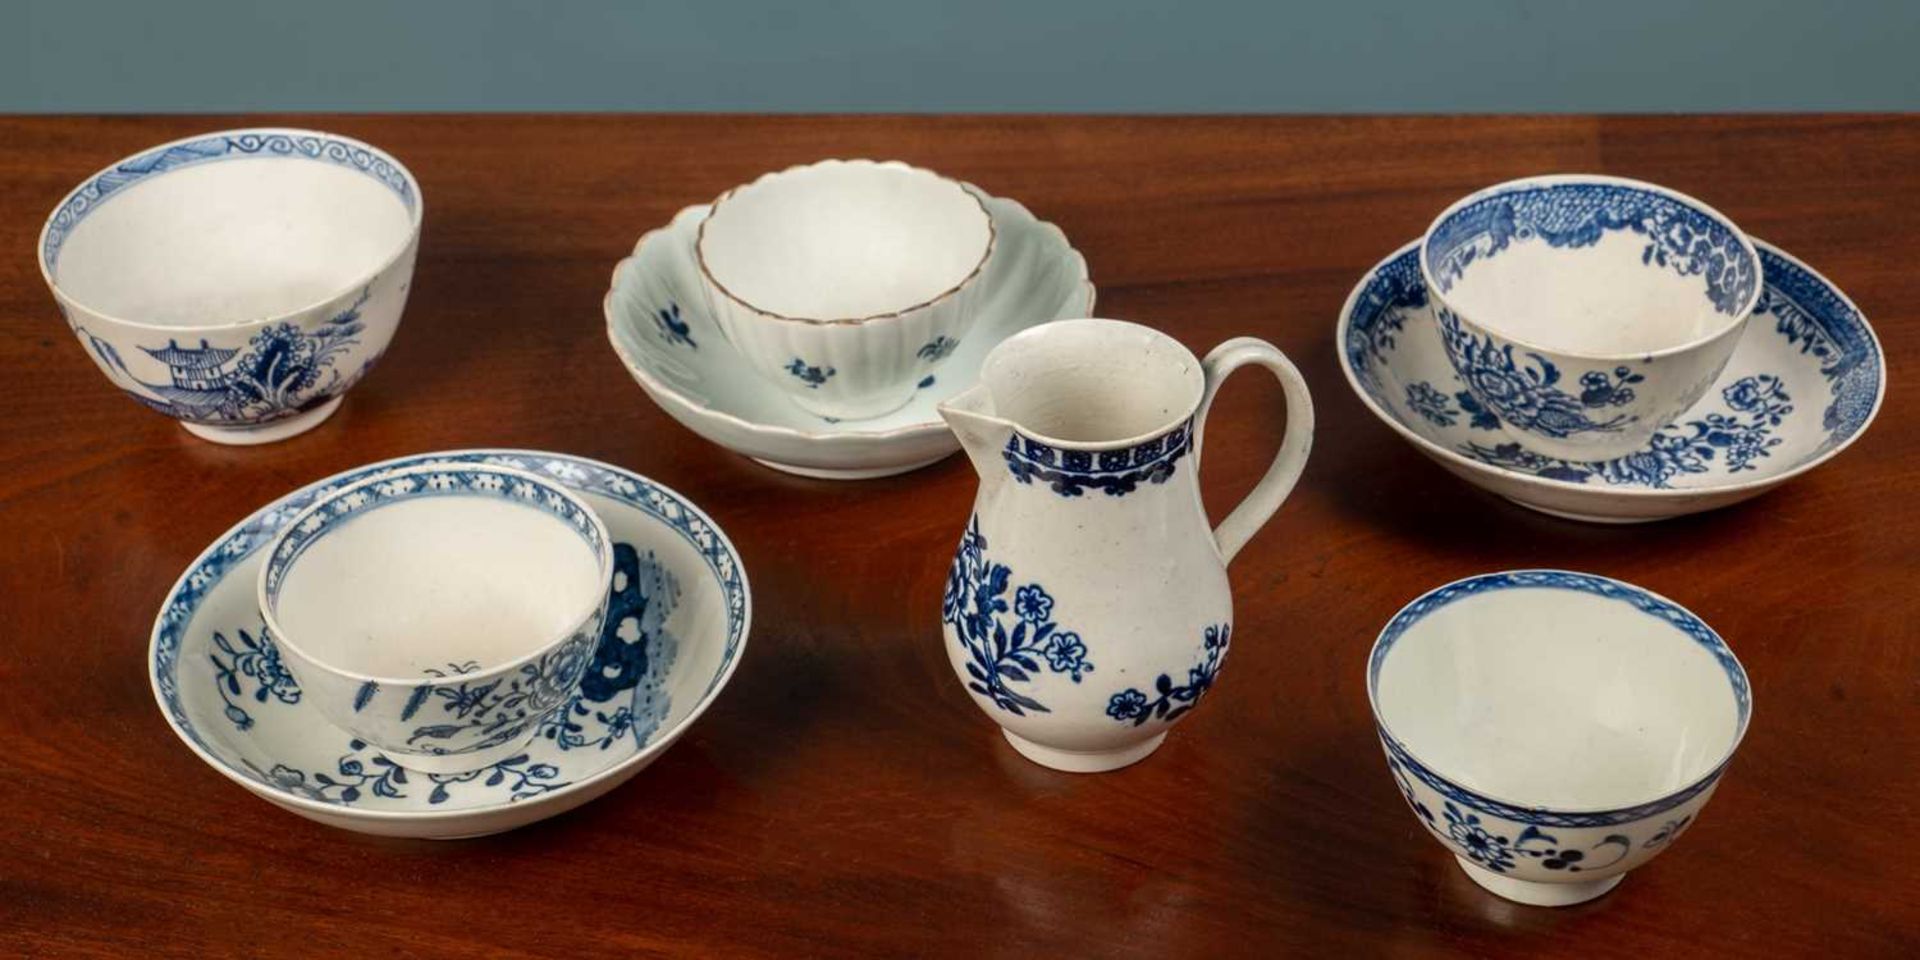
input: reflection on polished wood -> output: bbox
[0,115,1914,956]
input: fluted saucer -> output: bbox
[607,191,1093,479]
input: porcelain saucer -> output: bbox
[606,192,1093,479]
[1339,240,1884,523]
[150,450,750,839]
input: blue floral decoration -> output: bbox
[210,626,301,731]
[942,516,1093,715]
[785,358,834,388]
[1405,381,1455,428]
[1105,624,1230,726]
[1436,307,1636,439]
[1458,374,1792,487]
[916,336,959,363]
[1422,796,1635,876]
[653,302,695,349]
[1444,801,1515,872]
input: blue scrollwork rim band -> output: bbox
[40,128,420,270]
[1367,569,1751,827]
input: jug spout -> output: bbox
[939,383,1014,492]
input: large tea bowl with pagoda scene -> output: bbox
[37,128,421,445]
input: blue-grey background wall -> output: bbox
[6,0,1917,113]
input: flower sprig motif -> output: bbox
[210,626,301,731]
[1105,624,1230,726]
[943,516,1094,715]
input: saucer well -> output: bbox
[606,191,1093,479]
[149,450,750,838]
[1339,240,1884,523]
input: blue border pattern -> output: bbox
[262,466,606,605]
[1368,570,1749,827]
[1753,248,1882,451]
[43,131,416,268]
[1344,248,1428,394]
[1003,418,1195,497]
[1425,181,1758,316]
[151,451,748,805]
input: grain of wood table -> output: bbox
[1,115,1914,958]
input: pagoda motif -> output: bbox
[74,285,370,427]
[133,338,242,417]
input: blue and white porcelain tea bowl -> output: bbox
[1369,571,1751,907]
[1421,175,1762,462]
[259,463,614,775]
[38,128,421,444]
[608,189,1093,478]
[696,159,996,421]
[1340,240,1883,523]
[153,451,751,838]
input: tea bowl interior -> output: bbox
[46,134,418,328]
[263,467,611,679]
[697,159,993,321]
[1421,175,1759,357]
[1372,570,1746,810]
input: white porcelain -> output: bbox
[696,159,995,420]
[607,192,1092,479]
[1369,570,1751,906]
[39,128,421,444]
[151,450,751,838]
[1420,175,1762,462]
[937,319,1313,772]
[1340,239,1885,522]
[258,463,613,774]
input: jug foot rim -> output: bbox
[1001,730,1167,773]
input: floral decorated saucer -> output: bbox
[1339,240,1883,523]
[149,450,749,838]
[606,191,1093,479]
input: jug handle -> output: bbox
[1195,338,1315,565]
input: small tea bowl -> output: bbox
[1420,175,1761,462]
[38,128,421,445]
[1368,570,1751,906]
[696,159,996,420]
[259,463,613,774]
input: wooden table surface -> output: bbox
[1,116,1914,958]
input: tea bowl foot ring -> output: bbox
[181,397,342,446]
[378,728,542,776]
[1002,730,1167,773]
[1454,856,1624,907]
[750,453,950,480]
